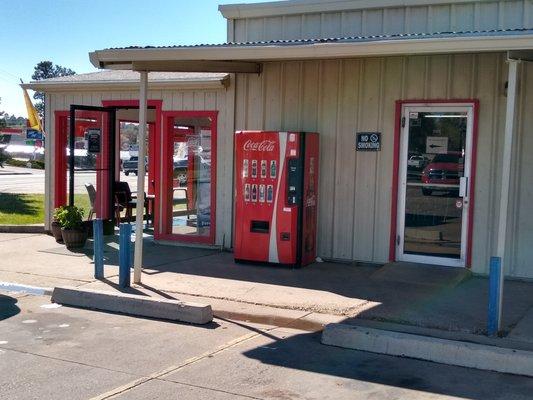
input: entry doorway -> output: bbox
[160,111,217,244]
[54,101,161,233]
[395,103,477,267]
[53,106,116,220]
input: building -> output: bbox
[24,0,533,279]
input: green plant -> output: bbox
[52,205,65,222]
[54,205,84,230]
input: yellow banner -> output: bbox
[22,87,43,132]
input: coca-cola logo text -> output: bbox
[243,140,275,152]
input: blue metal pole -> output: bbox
[93,219,104,279]
[488,256,501,336]
[119,223,132,288]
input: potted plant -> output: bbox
[56,205,88,249]
[51,206,65,243]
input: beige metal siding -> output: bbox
[232,1,533,42]
[46,87,234,248]
[509,62,533,278]
[234,53,533,279]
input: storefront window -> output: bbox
[167,115,214,241]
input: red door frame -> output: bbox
[53,108,112,218]
[54,101,162,221]
[389,99,479,267]
[102,100,162,233]
[54,111,69,208]
[160,110,218,245]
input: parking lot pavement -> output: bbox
[0,169,141,194]
[1,291,533,400]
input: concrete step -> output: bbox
[322,321,533,377]
[51,286,213,325]
[371,261,471,288]
[509,306,533,344]
[0,225,45,234]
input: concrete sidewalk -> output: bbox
[1,232,533,338]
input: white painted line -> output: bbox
[40,303,62,309]
[0,282,53,296]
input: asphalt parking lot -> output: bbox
[1,291,533,400]
[0,167,142,194]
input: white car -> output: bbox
[407,155,428,169]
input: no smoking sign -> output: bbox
[356,132,381,151]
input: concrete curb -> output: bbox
[0,225,45,234]
[51,286,213,325]
[321,323,533,377]
[0,282,53,296]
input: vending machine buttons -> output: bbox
[251,160,257,178]
[270,160,277,179]
[243,159,249,178]
[251,184,258,202]
[259,184,265,202]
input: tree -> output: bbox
[0,98,6,128]
[31,61,75,118]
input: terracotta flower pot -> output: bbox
[61,227,88,249]
[51,221,64,243]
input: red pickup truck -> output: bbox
[421,153,462,196]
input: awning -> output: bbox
[89,29,533,73]
[21,71,229,92]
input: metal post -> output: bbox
[133,71,148,284]
[488,257,501,336]
[494,58,519,332]
[119,223,132,288]
[93,219,104,279]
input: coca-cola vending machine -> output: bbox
[234,131,319,267]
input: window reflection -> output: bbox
[403,112,468,259]
[169,117,213,238]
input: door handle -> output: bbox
[459,177,468,198]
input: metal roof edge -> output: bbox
[218,0,479,19]
[21,77,228,92]
[89,34,533,70]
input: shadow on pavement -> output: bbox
[45,237,533,335]
[242,330,533,400]
[135,247,533,334]
[0,294,21,321]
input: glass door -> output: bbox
[396,105,474,267]
[68,106,115,221]
[162,112,216,244]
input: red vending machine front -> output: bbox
[234,131,319,267]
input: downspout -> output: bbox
[495,55,520,332]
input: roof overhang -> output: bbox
[21,75,230,92]
[219,0,479,19]
[89,34,533,72]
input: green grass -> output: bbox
[0,193,92,225]
[0,193,44,225]
[73,194,91,219]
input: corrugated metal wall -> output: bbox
[44,85,235,248]
[233,53,533,279]
[42,62,533,278]
[232,0,533,42]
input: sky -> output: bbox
[0,0,265,117]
